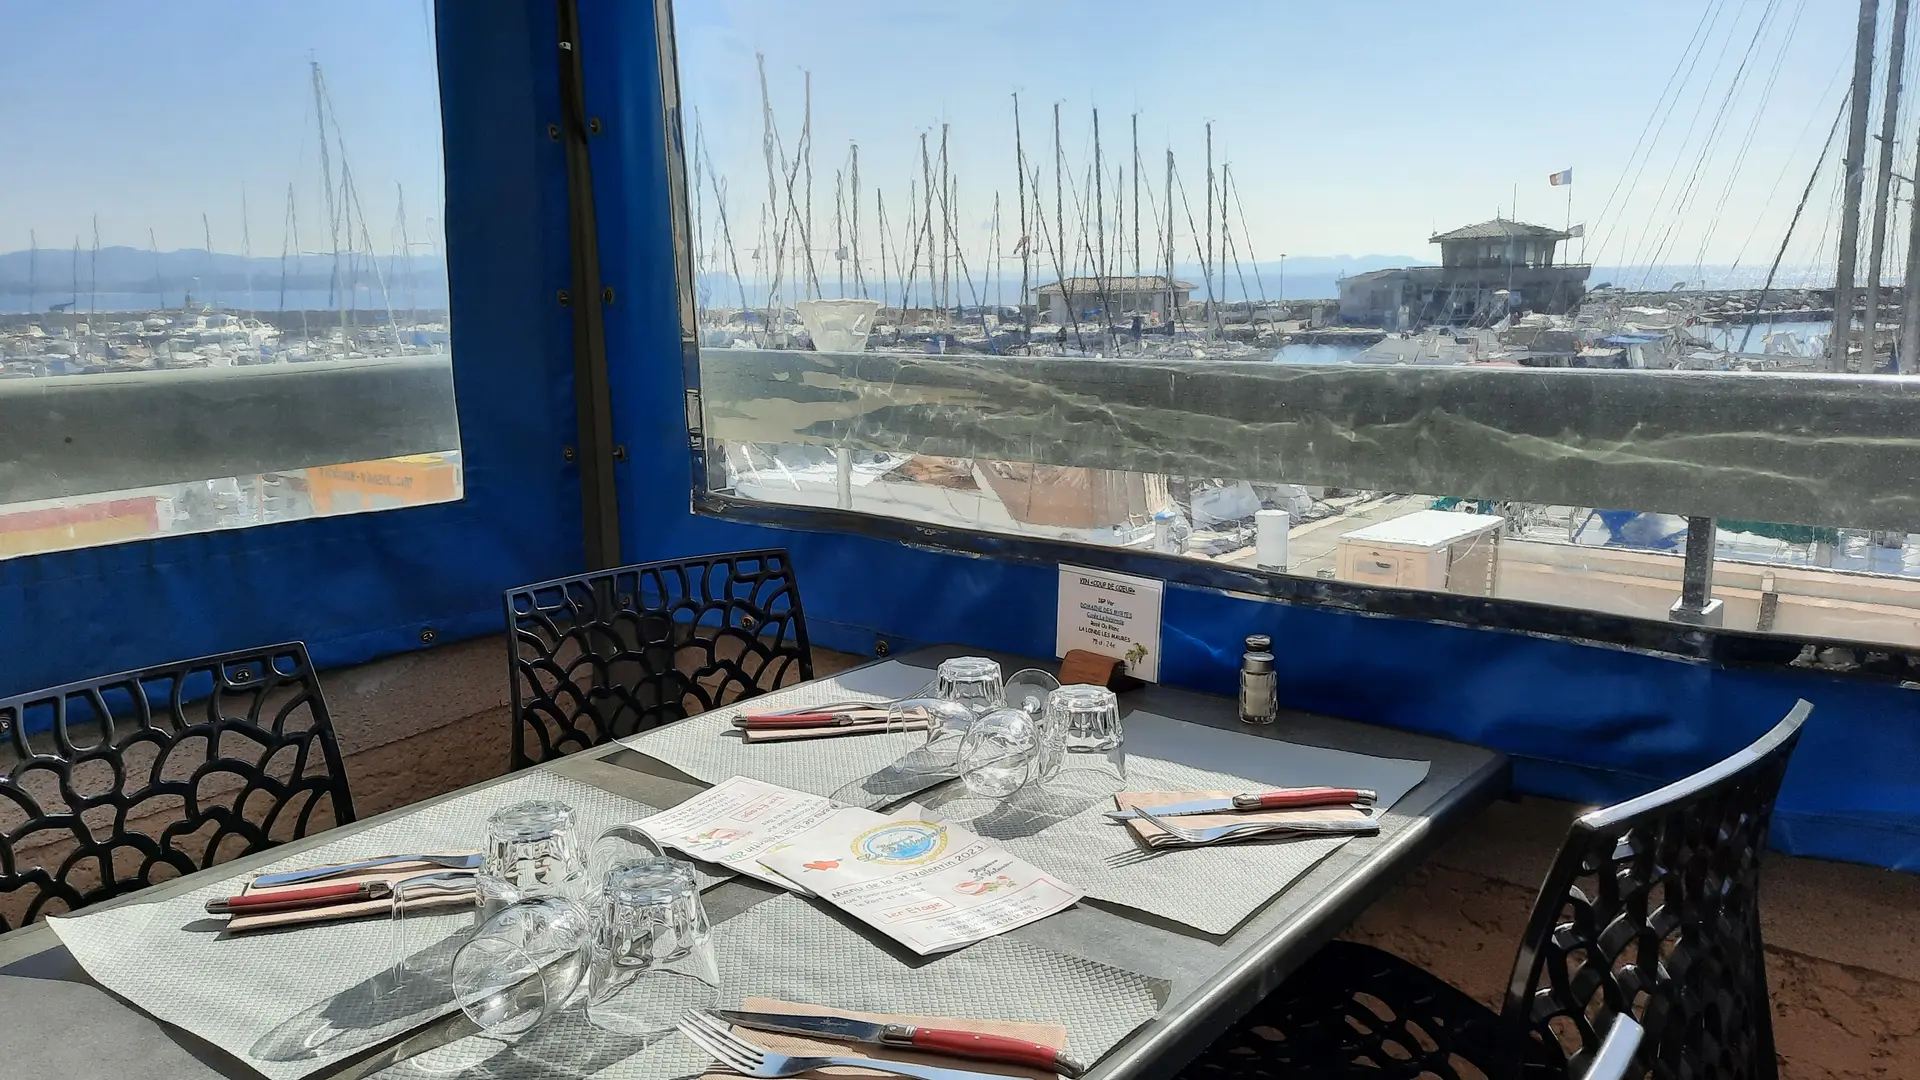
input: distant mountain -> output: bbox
[0,246,447,298]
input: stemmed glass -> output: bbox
[956,707,1049,798]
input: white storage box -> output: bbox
[1335,510,1504,596]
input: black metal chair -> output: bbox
[0,642,357,930]
[1180,699,1810,1080]
[504,548,813,769]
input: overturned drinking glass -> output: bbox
[449,895,595,1036]
[957,706,1050,799]
[1042,684,1126,793]
[584,856,719,1037]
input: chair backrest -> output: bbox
[0,642,356,930]
[504,548,813,768]
[1501,699,1810,1080]
[1580,1015,1644,1080]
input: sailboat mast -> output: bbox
[27,230,36,315]
[835,168,846,298]
[878,189,890,318]
[396,182,415,329]
[71,237,80,358]
[1055,103,1069,334]
[203,214,214,314]
[693,109,706,318]
[311,60,345,336]
[1131,113,1140,306]
[242,183,256,322]
[1832,0,1881,371]
[1165,148,1175,326]
[1205,123,1216,337]
[89,215,99,323]
[1095,108,1112,336]
[148,229,161,308]
[939,123,951,320]
[803,70,814,302]
[1865,0,1911,368]
[850,142,863,298]
[1014,93,1030,345]
[992,191,1002,311]
[921,132,936,316]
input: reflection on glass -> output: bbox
[679,2,1920,655]
[2,6,460,560]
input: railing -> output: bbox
[0,356,460,503]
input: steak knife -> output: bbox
[1104,787,1376,822]
[713,1009,1085,1077]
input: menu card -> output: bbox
[759,807,1083,955]
[631,776,840,892]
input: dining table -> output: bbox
[0,644,1510,1080]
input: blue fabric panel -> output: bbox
[582,0,1920,874]
[0,0,584,698]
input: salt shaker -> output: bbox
[1239,634,1277,726]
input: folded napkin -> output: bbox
[222,854,480,933]
[710,997,1071,1080]
[1114,790,1376,849]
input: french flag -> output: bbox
[1548,168,1573,186]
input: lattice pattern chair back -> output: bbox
[506,549,812,768]
[0,643,356,931]
[1502,699,1810,1080]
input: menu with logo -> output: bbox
[758,807,1083,955]
[631,776,841,892]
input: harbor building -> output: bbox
[1338,219,1590,329]
[1035,275,1194,325]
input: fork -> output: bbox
[677,1010,1015,1080]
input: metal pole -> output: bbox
[1832,0,1881,372]
[557,0,621,567]
[1866,0,1911,369]
[1669,516,1724,627]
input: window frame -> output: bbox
[649,0,1920,683]
[0,2,590,696]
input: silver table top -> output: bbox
[0,644,1509,1080]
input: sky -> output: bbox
[678,0,1878,284]
[0,0,444,258]
[0,0,1889,288]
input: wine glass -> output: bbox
[957,706,1047,798]
[1003,668,1061,720]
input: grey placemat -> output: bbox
[920,715,1432,935]
[622,663,940,798]
[0,975,229,1080]
[376,894,1167,1080]
[47,772,691,1080]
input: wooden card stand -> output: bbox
[1057,648,1146,692]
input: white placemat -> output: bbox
[48,772,685,1080]
[374,894,1167,1080]
[923,712,1431,934]
[622,662,940,798]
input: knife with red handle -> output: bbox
[713,1009,1086,1077]
[886,1026,1084,1076]
[204,880,392,915]
[1230,787,1375,810]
